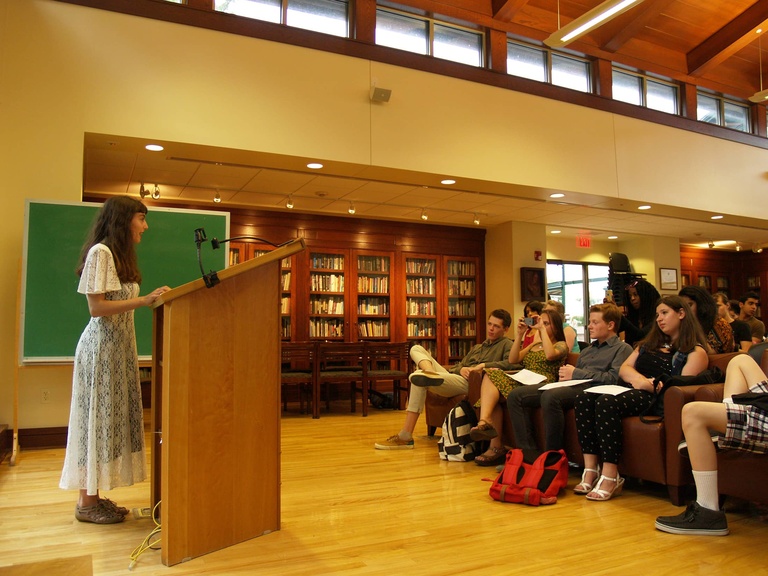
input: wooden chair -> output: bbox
[280,341,318,417]
[317,342,367,417]
[364,341,410,410]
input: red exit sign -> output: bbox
[577,235,591,248]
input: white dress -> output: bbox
[59,244,146,494]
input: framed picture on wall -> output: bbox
[520,267,546,301]
[660,268,678,291]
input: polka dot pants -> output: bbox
[574,389,654,464]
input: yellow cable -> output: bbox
[128,500,162,571]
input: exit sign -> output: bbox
[577,235,591,248]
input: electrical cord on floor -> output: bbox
[128,500,162,571]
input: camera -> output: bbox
[524,317,535,326]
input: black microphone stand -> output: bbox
[194,228,220,288]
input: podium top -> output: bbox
[151,238,306,308]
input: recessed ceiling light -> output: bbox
[551,230,561,234]
[638,205,651,210]
[711,215,724,220]
[307,162,323,169]
[550,193,565,199]
[608,235,618,240]
[441,179,456,185]
[145,144,163,152]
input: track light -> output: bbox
[214,189,221,203]
[139,183,148,199]
[151,184,160,200]
[708,241,715,249]
[473,213,480,226]
[736,244,742,252]
[286,196,294,209]
[420,209,428,221]
[348,202,356,215]
[754,245,764,254]
[544,0,645,48]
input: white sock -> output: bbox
[693,469,720,511]
[398,430,413,441]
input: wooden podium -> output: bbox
[150,239,305,566]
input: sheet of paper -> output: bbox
[506,369,547,386]
[584,384,632,396]
[539,379,593,390]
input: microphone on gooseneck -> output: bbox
[193,228,220,288]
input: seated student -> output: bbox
[679,285,733,354]
[655,354,768,536]
[469,310,568,466]
[521,300,543,348]
[374,309,513,450]
[543,299,579,353]
[507,303,632,453]
[714,292,751,352]
[573,295,709,501]
[738,291,766,344]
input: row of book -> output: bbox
[358,297,389,314]
[309,319,344,338]
[447,279,476,296]
[311,254,345,270]
[311,273,345,292]
[357,276,389,293]
[405,277,436,295]
[358,320,390,338]
[406,298,436,315]
[447,261,476,276]
[405,259,436,274]
[448,299,476,316]
[407,319,436,337]
[357,256,390,272]
[449,319,477,337]
[309,296,344,314]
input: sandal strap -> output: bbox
[76,501,125,524]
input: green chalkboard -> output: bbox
[22,201,229,362]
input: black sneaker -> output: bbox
[655,502,729,536]
[408,370,444,387]
[678,434,720,459]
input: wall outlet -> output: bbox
[41,389,50,403]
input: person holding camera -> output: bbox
[469,310,568,466]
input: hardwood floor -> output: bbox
[0,406,766,575]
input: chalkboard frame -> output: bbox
[21,200,229,363]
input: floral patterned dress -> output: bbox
[59,244,145,494]
[484,341,568,399]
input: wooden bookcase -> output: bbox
[207,209,486,364]
[353,250,393,341]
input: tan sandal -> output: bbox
[474,446,506,467]
[470,419,498,441]
[99,498,129,516]
[75,501,125,524]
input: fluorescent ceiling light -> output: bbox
[544,0,645,48]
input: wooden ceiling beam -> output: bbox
[594,0,675,54]
[491,0,529,22]
[687,1,768,77]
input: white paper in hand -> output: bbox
[585,384,632,396]
[506,369,547,385]
[539,379,592,390]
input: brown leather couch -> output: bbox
[468,352,743,505]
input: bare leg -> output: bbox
[78,489,99,507]
[722,354,765,400]
[478,374,500,425]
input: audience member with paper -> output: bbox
[468,309,569,467]
[507,303,632,454]
[573,295,709,502]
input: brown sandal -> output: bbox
[75,501,125,524]
[469,419,498,441]
[474,446,507,467]
[99,498,129,516]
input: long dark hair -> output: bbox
[76,196,147,283]
[626,279,661,329]
[541,310,566,345]
[639,295,707,353]
[679,285,717,333]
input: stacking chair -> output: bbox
[317,342,367,416]
[280,341,318,417]
[364,341,410,410]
